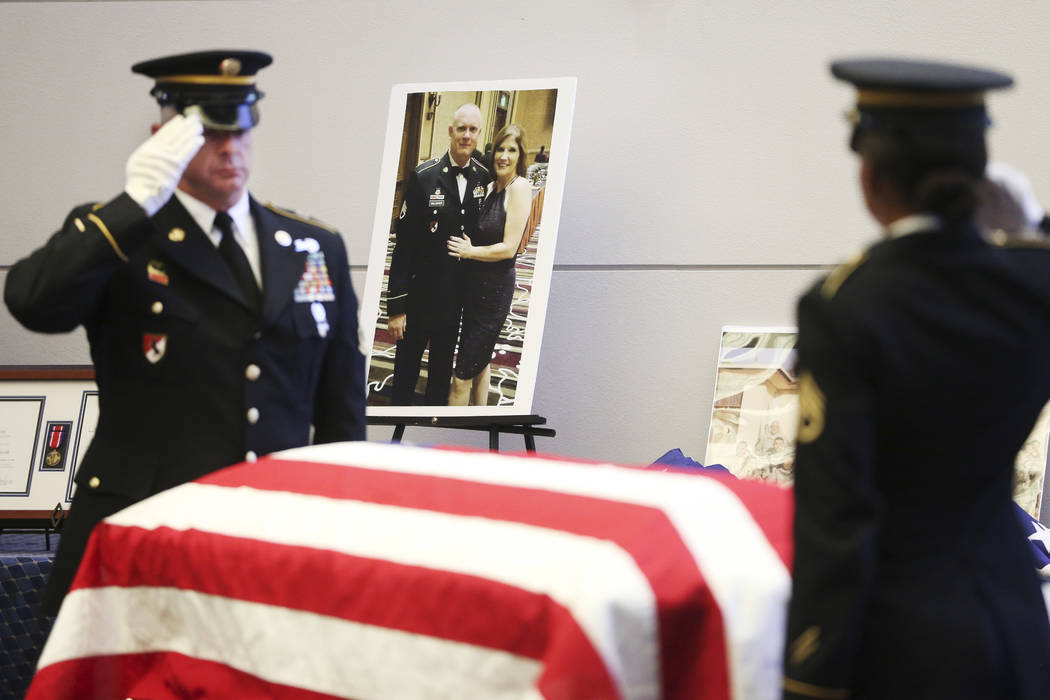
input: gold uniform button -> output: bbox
[245,364,261,381]
[168,227,186,242]
[88,476,101,489]
[151,301,164,314]
[247,407,260,424]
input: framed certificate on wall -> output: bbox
[0,366,96,512]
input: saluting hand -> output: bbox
[124,112,205,217]
[447,234,473,260]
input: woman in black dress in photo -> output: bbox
[446,124,532,405]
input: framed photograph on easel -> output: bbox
[359,78,576,419]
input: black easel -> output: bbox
[368,414,555,452]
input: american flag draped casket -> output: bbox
[27,442,793,699]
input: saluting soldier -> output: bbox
[784,58,1050,699]
[4,50,366,616]
[386,103,491,405]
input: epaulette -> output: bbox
[821,250,868,300]
[416,158,441,173]
[470,156,490,173]
[263,202,339,233]
[985,229,1050,250]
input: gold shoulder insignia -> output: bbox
[797,371,826,444]
[821,250,868,299]
[263,202,338,233]
[985,229,1050,250]
[788,625,821,666]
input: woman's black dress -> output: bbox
[455,186,517,380]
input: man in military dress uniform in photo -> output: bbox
[783,58,1050,699]
[385,103,491,405]
[4,50,367,615]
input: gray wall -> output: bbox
[2,2,1049,482]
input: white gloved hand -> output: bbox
[124,113,204,217]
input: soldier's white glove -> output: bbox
[124,113,204,217]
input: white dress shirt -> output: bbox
[173,189,262,287]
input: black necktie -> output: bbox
[214,212,260,311]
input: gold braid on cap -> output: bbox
[856,89,985,109]
[155,74,256,86]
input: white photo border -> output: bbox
[361,77,577,418]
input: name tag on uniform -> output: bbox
[429,189,445,208]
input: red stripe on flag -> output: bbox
[27,650,347,700]
[431,445,795,570]
[198,458,730,699]
[71,524,621,699]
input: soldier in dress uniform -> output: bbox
[386,103,491,405]
[783,58,1050,699]
[4,50,366,616]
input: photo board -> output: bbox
[360,78,576,418]
[704,326,1050,518]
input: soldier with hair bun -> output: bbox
[784,58,1050,699]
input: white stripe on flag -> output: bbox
[276,442,790,700]
[42,586,545,700]
[101,482,661,699]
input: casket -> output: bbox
[27,442,792,700]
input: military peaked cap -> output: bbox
[132,50,273,130]
[830,57,1013,141]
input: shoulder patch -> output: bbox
[263,202,339,233]
[821,250,868,299]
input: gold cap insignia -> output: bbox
[220,58,242,76]
[797,371,826,444]
[168,227,186,242]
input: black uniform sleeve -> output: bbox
[5,193,153,333]
[783,287,884,700]
[312,231,367,442]
[386,171,422,319]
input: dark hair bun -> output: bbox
[914,170,979,224]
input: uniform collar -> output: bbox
[173,189,259,283]
[883,213,943,239]
[174,189,250,240]
[446,150,471,170]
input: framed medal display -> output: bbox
[0,367,96,509]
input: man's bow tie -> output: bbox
[450,165,468,177]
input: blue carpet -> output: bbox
[1,531,57,700]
